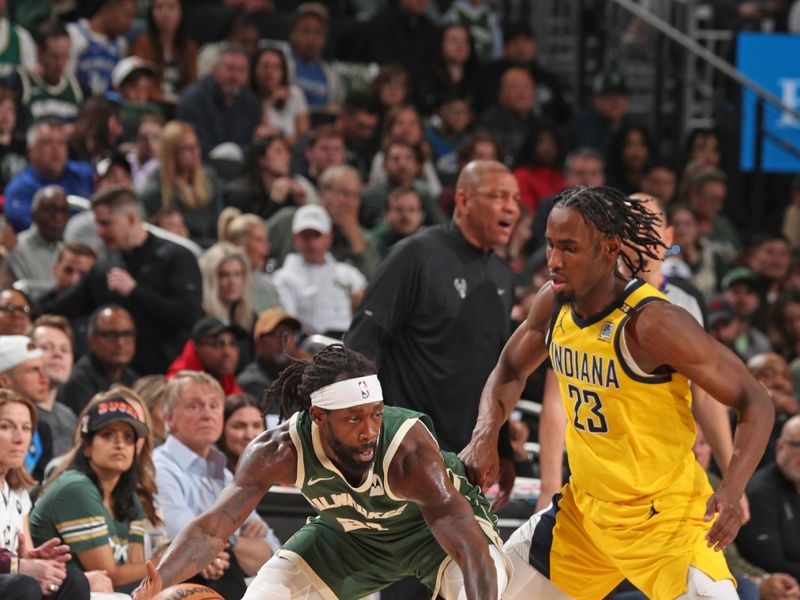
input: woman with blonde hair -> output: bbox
[199,241,256,333]
[199,242,257,371]
[140,120,221,244]
[218,208,279,312]
[132,375,168,446]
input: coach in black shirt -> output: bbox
[39,187,203,374]
[345,160,520,453]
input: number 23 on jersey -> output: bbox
[568,384,609,433]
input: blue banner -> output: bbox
[738,32,800,172]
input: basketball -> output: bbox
[153,583,224,600]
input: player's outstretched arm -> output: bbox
[389,423,500,600]
[391,422,501,600]
[628,302,774,550]
[132,425,297,599]
[461,283,556,490]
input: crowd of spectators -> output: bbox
[0,0,797,598]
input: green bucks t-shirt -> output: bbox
[30,470,145,569]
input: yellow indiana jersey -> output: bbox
[546,279,697,503]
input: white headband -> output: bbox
[309,374,383,410]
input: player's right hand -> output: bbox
[703,486,742,551]
[491,457,516,511]
[459,435,499,492]
[131,560,162,600]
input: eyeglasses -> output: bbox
[94,330,135,342]
[0,304,31,314]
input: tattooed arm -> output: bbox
[132,423,297,598]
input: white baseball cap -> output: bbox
[111,56,155,89]
[0,336,42,374]
[292,204,332,235]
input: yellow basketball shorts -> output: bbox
[529,468,734,600]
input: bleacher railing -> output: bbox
[610,0,800,173]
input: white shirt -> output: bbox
[263,86,308,139]
[274,252,366,334]
[0,479,31,552]
[153,436,280,551]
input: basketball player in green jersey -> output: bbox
[133,345,510,600]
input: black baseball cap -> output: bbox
[592,71,628,96]
[706,295,736,328]
[80,395,149,440]
[191,316,243,343]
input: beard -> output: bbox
[554,290,574,303]
[326,432,377,477]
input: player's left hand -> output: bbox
[703,486,743,551]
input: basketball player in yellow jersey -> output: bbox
[461,185,775,600]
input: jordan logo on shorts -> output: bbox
[370,474,385,497]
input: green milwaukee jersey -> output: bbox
[278,405,506,599]
[18,68,83,126]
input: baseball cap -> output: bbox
[706,295,736,328]
[191,316,242,343]
[293,2,329,27]
[254,306,302,340]
[80,395,149,440]
[111,56,155,89]
[592,71,628,96]
[720,267,759,291]
[292,204,332,235]
[95,154,131,179]
[0,336,42,373]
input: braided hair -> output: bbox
[264,344,377,421]
[553,186,665,276]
